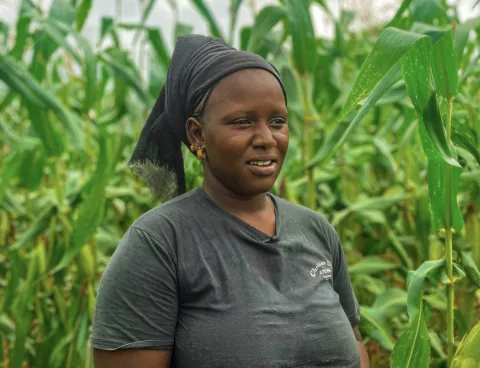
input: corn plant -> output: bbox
[1,0,480,367]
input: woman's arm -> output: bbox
[93,349,171,368]
[353,326,369,368]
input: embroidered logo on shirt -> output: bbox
[310,260,332,279]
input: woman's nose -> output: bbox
[252,122,277,149]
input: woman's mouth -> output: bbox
[247,160,277,176]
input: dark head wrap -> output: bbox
[129,34,287,200]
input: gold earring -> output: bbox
[189,144,196,152]
[196,147,207,159]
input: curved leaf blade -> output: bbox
[391,307,430,368]
[285,0,316,74]
[190,0,224,39]
[342,28,428,116]
[423,93,461,167]
[349,257,399,275]
[452,319,480,367]
[431,29,458,100]
[248,6,287,54]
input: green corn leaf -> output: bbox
[391,307,430,368]
[0,21,9,50]
[285,0,316,75]
[454,17,480,67]
[10,206,57,250]
[400,34,460,167]
[342,28,428,116]
[10,249,38,368]
[0,55,85,149]
[421,152,464,233]
[147,28,171,68]
[391,259,445,368]
[38,17,97,112]
[240,26,252,50]
[407,259,445,325]
[99,17,120,47]
[461,251,480,288]
[422,93,461,167]
[386,224,415,269]
[332,191,415,226]
[400,31,463,232]
[401,36,431,113]
[306,64,402,169]
[52,130,113,271]
[385,0,414,28]
[26,104,65,156]
[452,121,480,166]
[431,29,458,100]
[312,0,333,17]
[348,257,399,275]
[48,0,76,25]
[372,288,408,319]
[174,23,194,41]
[75,0,92,31]
[0,57,43,106]
[452,320,480,367]
[190,0,224,39]
[100,16,114,41]
[9,0,38,60]
[140,0,157,25]
[247,6,287,54]
[360,307,396,350]
[100,53,149,107]
[229,0,243,42]
[132,0,157,45]
[411,0,446,25]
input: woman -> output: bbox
[91,34,369,368]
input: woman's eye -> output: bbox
[270,118,287,126]
[231,119,251,125]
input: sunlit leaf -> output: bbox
[391,260,445,368]
[342,28,428,115]
[307,65,402,168]
[0,55,85,149]
[75,0,92,31]
[190,0,224,39]
[452,320,480,367]
[147,28,171,68]
[431,29,458,100]
[385,0,413,28]
[422,93,460,168]
[248,6,287,53]
[349,257,399,275]
[174,22,194,41]
[229,0,243,42]
[461,251,480,288]
[360,307,396,350]
[391,307,430,368]
[285,0,316,74]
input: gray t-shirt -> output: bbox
[91,186,361,367]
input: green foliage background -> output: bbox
[0,0,479,367]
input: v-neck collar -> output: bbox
[195,186,281,243]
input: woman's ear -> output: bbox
[186,117,205,147]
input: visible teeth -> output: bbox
[249,160,272,166]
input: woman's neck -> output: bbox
[201,180,271,216]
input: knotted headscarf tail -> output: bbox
[128,34,287,200]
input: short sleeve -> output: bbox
[91,226,178,350]
[331,229,360,327]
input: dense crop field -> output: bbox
[1,0,480,367]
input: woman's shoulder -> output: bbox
[273,194,329,222]
[273,194,338,239]
[130,187,202,240]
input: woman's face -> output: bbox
[187,68,289,197]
